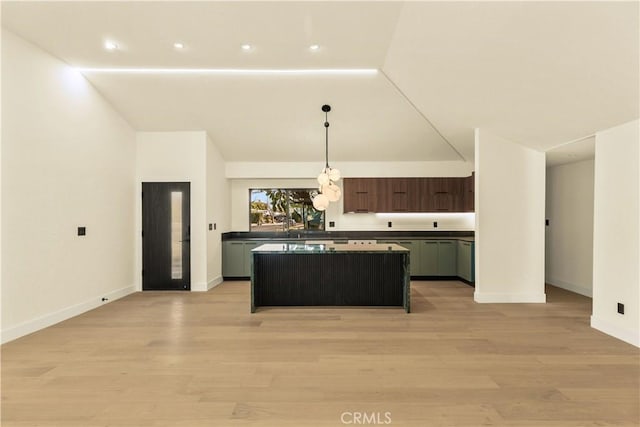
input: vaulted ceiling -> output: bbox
[2,1,638,164]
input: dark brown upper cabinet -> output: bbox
[463,172,475,212]
[417,178,432,212]
[342,178,380,213]
[343,175,474,213]
[379,178,410,212]
[420,177,465,212]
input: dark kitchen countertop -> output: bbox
[252,242,410,253]
[222,230,474,242]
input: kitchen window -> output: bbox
[249,189,325,232]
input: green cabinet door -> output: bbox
[244,241,263,276]
[456,240,474,282]
[469,242,475,282]
[438,240,457,276]
[380,240,422,276]
[377,239,398,246]
[422,241,439,275]
[397,241,421,276]
[224,240,300,278]
[457,240,470,280]
[458,241,475,282]
[222,241,245,277]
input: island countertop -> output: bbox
[252,242,410,253]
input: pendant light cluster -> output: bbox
[312,105,341,211]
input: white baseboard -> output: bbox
[207,276,223,290]
[191,281,208,292]
[546,278,592,297]
[182,277,224,292]
[591,315,640,348]
[1,284,136,344]
[474,291,546,303]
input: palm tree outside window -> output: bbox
[249,189,325,232]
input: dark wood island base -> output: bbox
[251,243,410,313]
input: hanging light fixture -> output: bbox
[313,105,341,211]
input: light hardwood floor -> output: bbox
[1,281,638,426]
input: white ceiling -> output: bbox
[2,1,638,165]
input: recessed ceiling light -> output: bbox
[241,44,252,51]
[173,42,185,49]
[309,44,320,51]
[104,40,119,51]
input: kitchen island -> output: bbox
[251,243,410,313]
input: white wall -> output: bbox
[1,28,4,339]
[136,131,208,291]
[228,160,475,232]
[226,161,474,179]
[591,119,639,347]
[206,135,229,289]
[545,159,594,296]
[1,30,136,343]
[474,128,546,303]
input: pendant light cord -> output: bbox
[325,111,330,169]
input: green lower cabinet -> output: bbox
[421,240,458,276]
[224,238,474,281]
[456,240,475,282]
[422,241,439,275]
[243,242,261,277]
[397,241,421,276]
[223,240,295,277]
[222,241,245,277]
[437,240,457,276]
[380,240,422,276]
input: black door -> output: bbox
[142,182,191,290]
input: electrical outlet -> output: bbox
[388,221,392,228]
[433,221,438,228]
[77,227,86,236]
[209,223,213,231]
[617,303,625,314]
[214,223,217,230]
[545,219,550,226]
[329,221,335,228]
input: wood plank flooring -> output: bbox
[1,281,638,426]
